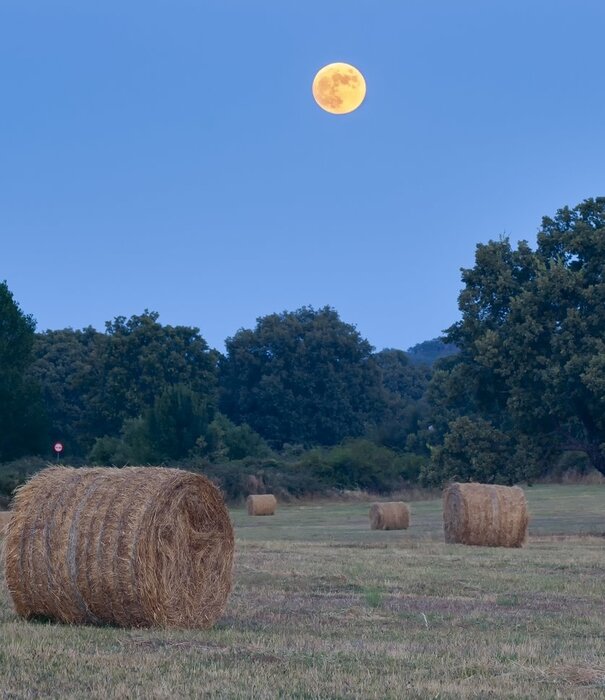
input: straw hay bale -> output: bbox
[247,494,276,516]
[3,466,234,628]
[369,502,410,530]
[443,482,528,547]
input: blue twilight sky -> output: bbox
[1,1,603,352]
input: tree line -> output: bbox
[1,197,604,496]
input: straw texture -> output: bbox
[369,502,410,530]
[443,482,528,547]
[246,494,276,516]
[3,466,234,628]
[0,511,11,535]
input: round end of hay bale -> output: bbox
[3,466,234,628]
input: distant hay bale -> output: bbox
[443,482,529,547]
[3,466,234,628]
[369,502,410,530]
[0,511,11,535]
[247,494,276,516]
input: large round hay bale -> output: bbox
[443,482,529,547]
[369,502,410,530]
[3,466,234,628]
[246,494,276,516]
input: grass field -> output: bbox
[1,484,604,698]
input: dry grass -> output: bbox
[1,483,605,698]
[550,664,605,687]
[4,466,234,628]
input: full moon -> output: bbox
[312,62,366,115]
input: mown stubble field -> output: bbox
[1,485,604,699]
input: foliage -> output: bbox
[144,384,211,461]
[0,282,48,461]
[0,456,49,499]
[30,327,102,456]
[88,407,270,466]
[94,311,218,438]
[31,312,218,457]
[406,337,458,365]
[88,436,128,466]
[220,306,384,447]
[12,199,605,491]
[370,349,431,450]
[433,197,605,478]
[420,416,514,486]
[199,456,322,502]
[305,439,426,493]
[205,414,271,461]
[374,348,430,401]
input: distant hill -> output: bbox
[406,338,458,366]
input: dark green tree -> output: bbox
[89,384,213,464]
[220,306,383,446]
[205,413,271,461]
[145,384,211,461]
[406,338,458,366]
[420,416,514,485]
[33,311,219,456]
[305,438,424,492]
[96,311,218,436]
[369,349,431,450]
[374,348,430,401]
[0,281,48,460]
[435,197,605,479]
[30,327,102,456]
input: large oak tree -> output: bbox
[437,197,605,478]
[220,306,383,447]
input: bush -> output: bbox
[0,456,49,499]
[420,416,513,487]
[199,456,324,501]
[304,439,426,493]
[206,415,271,461]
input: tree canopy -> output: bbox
[406,338,458,366]
[31,311,219,457]
[431,197,605,480]
[4,195,604,495]
[0,281,47,461]
[220,306,384,447]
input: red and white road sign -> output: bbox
[53,442,64,453]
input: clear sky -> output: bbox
[1,1,603,352]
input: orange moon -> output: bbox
[312,62,366,115]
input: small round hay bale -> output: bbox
[246,494,276,516]
[443,482,529,547]
[369,502,410,530]
[3,466,234,628]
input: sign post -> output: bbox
[53,442,64,462]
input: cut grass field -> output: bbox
[1,484,604,698]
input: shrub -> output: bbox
[0,456,49,499]
[305,439,425,493]
[420,417,514,487]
